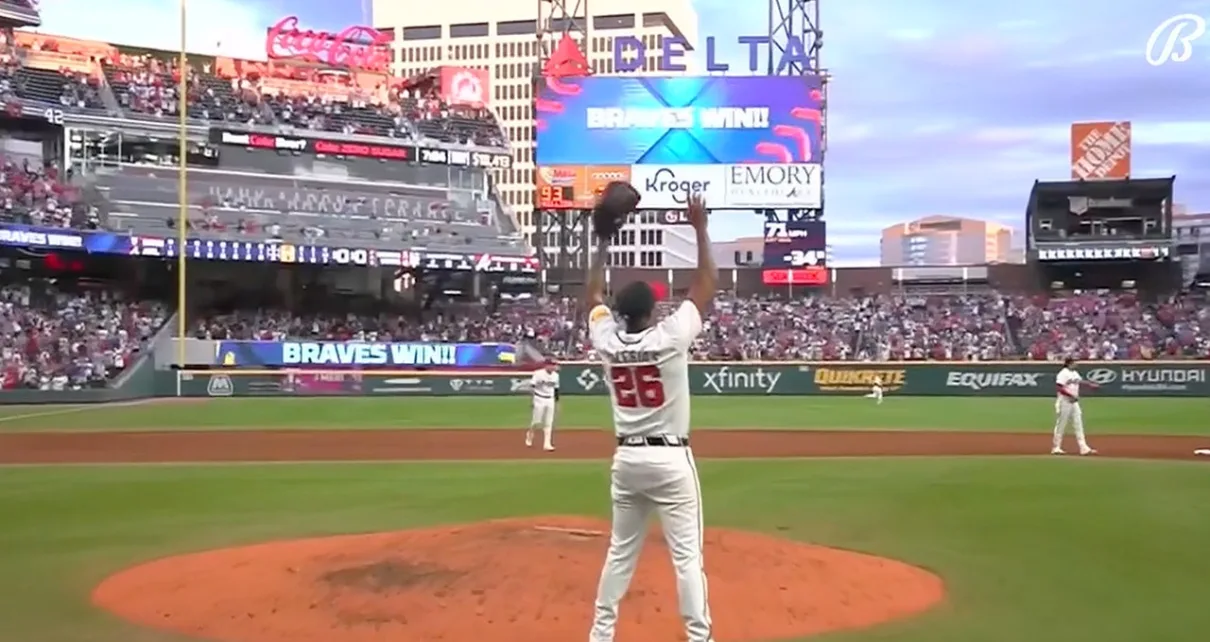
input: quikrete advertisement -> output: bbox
[813,368,907,392]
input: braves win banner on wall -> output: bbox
[535,76,823,165]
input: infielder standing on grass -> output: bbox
[526,358,560,451]
[585,192,716,642]
[1052,357,1099,455]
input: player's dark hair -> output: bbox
[614,281,656,333]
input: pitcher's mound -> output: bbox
[92,516,944,642]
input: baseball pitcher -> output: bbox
[526,359,560,451]
[584,193,716,642]
[1052,357,1099,455]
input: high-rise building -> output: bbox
[373,0,699,267]
[880,216,1014,266]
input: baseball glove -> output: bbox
[592,181,641,240]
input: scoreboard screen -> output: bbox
[762,221,827,268]
[762,220,828,285]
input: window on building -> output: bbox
[402,25,442,40]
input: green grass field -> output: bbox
[0,396,1208,642]
[0,396,1207,434]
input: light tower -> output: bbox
[533,0,592,288]
[764,0,825,224]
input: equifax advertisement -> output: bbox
[212,341,517,368]
[535,76,823,165]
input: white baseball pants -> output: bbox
[1052,398,1090,451]
[590,445,713,642]
[530,400,555,448]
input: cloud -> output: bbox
[35,0,272,59]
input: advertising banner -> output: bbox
[439,66,490,108]
[535,165,631,210]
[416,145,512,169]
[1070,121,1131,180]
[210,129,511,169]
[629,165,726,208]
[0,223,539,273]
[535,76,823,166]
[212,341,517,368]
[762,268,829,286]
[211,129,413,161]
[171,362,1210,398]
[628,164,822,209]
[264,15,392,72]
[724,164,821,208]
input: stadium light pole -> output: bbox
[176,0,188,368]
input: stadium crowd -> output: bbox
[0,157,99,229]
[183,292,1210,363]
[0,284,169,390]
[2,289,1207,387]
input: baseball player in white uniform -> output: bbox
[865,376,883,404]
[526,359,560,451]
[1052,357,1099,455]
[585,193,716,642]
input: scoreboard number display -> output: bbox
[762,221,827,268]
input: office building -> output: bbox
[880,216,1014,266]
[373,0,700,267]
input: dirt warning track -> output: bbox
[0,430,1206,464]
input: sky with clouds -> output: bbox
[28,0,1210,264]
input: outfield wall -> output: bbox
[4,361,1206,404]
[173,362,1210,398]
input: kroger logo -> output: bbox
[632,165,722,207]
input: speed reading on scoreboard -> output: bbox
[763,220,826,268]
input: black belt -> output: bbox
[617,435,689,447]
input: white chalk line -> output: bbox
[0,398,176,424]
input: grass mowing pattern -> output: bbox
[0,396,1206,434]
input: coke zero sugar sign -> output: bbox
[265,16,392,73]
[1070,121,1132,180]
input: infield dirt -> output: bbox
[0,429,1206,463]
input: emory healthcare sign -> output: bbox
[535,76,823,166]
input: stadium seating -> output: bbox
[1,30,517,254]
[0,283,168,390]
[94,165,524,254]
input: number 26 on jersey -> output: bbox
[609,365,666,408]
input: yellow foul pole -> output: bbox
[175,0,188,367]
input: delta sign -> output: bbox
[613,34,814,75]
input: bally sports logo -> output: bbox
[1070,122,1132,180]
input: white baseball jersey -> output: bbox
[588,300,703,438]
[873,376,883,387]
[530,369,560,402]
[1056,367,1081,401]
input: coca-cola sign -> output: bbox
[265,16,391,72]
